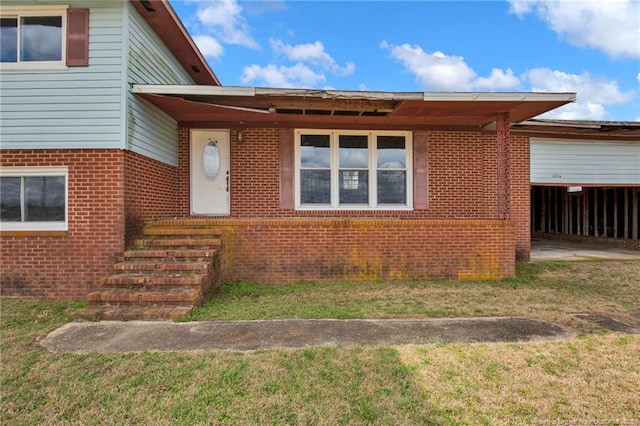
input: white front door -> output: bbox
[190,130,230,215]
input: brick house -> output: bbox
[1,1,576,317]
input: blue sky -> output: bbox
[170,0,640,121]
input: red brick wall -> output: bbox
[171,126,524,280]
[1,150,126,300]
[176,128,514,220]
[123,151,179,245]
[154,218,516,282]
[512,134,531,261]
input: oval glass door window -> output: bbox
[203,140,220,181]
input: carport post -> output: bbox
[497,112,511,219]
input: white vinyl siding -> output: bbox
[0,2,124,150]
[531,138,640,185]
[126,3,194,166]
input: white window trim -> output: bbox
[295,129,413,211]
[0,166,68,231]
[0,5,69,71]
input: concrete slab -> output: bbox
[573,314,640,334]
[40,317,574,354]
[531,239,640,262]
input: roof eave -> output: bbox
[130,0,220,86]
[132,85,576,104]
[132,85,577,128]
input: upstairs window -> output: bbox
[0,6,88,69]
[1,15,63,63]
[296,130,412,210]
[0,167,68,231]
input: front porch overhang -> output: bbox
[131,84,576,130]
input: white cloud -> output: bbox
[474,68,521,90]
[192,35,224,59]
[240,38,354,88]
[508,0,640,59]
[196,0,260,50]
[240,63,326,88]
[381,40,637,120]
[523,68,635,119]
[380,41,475,91]
[380,41,520,91]
[270,39,355,76]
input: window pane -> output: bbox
[377,136,406,168]
[378,171,406,204]
[339,170,368,204]
[301,170,330,204]
[0,177,22,221]
[24,176,65,221]
[301,134,330,168]
[339,135,368,168]
[0,18,17,62]
[20,16,62,62]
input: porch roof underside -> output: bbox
[513,119,640,138]
[132,85,575,130]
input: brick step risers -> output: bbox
[87,288,201,304]
[143,227,222,237]
[75,225,224,321]
[100,272,208,287]
[124,249,217,259]
[113,260,212,273]
[75,305,192,321]
[134,238,222,248]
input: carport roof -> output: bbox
[513,119,640,137]
[132,85,576,129]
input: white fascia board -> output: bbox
[254,87,423,100]
[132,84,256,97]
[132,84,425,101]
[423,92,576,102]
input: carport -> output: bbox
[513,119,640,251]
[531,238,640,262]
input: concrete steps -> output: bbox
[75,225,224,321]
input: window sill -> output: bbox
[0,222,68,232]
[0,230,68,237]
[0,63,69,72]
[296,205,413,211]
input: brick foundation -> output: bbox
[154,218,516,283]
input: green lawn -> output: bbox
[185,262,640,332]
[2,261,640,424]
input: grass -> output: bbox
[184,261,640,332]
[2,261,640,424]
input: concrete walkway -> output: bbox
[531,239,640,262]
[40,317,574,353]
